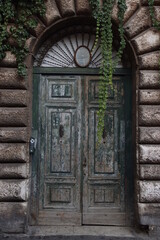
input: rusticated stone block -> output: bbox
[139,90,160,104]
[0,108,28,127]
[139,51,160,70]
[139,145,160,163]
[0,90,28,107]
[139,127,160,143]
[124,7,150,39]
[0,202,27,233]
[139,181,160,202]
[0,143,29,163]
[0,180,28,201]
[138,203,160,226]
[56,0,75,17]
[0,163,28,179]
[0,68,27,89]
[139,106,160,126]
[0,51,16,67]
[132,29,160,54]
[41,0,61,26]
[0,127,28,143]
[139,71,160,89]
[112,0,140,24]
[140,165,160,180]
[75,0,91,15]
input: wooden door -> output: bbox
[31,72,132,226]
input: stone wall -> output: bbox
[0,0,160,234]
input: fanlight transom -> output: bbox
[34,30,126,68]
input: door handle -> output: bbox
[59,124,64,138]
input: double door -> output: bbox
[31,73,132,226]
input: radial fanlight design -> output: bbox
[34,30,125,68]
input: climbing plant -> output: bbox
[89,0,160,145]
[0,0,45,76]
[89,0,127,145]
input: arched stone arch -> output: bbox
[0,0,160,235]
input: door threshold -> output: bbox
[28,226,148,238]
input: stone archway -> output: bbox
[0,0,160,235]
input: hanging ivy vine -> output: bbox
[0,0,45,76]
[89,0,127,145]
[89,0,160,145]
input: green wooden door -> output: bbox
[31,71,132,226]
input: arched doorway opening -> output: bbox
[30,22,134,227]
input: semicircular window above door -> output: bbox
[34,30,127,68]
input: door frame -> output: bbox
[30,67,133,226]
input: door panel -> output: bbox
[31,73,132,226]
[82,76,126,225]
[38,76,82,225]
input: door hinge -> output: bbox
[29,137,37,154]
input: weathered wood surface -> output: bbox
[31,74,130,226]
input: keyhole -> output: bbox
[59,125,64,138]
[102,127,107,144]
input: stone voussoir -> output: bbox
[0,108,28,127]
[139,51,160,70]
[139,127,160,143]
[75,0,91,15]
[41,0,61,26]
[0,127,28,143]
[0,163,29,179]
[112,0,140,24]
[139,70,160,89]
[132,28,160,54]
[28,17,46,37]
[0,68,27,90]
[56,0,75,17]
[139,90,160,104]
[139,105,160,126]
[139,181,160,203]
[124,7,151,39]
[0,143,29,163]
[0,90,28,107]
[140,164,160,180]
[0,179,28,201]
[139,144,160,163]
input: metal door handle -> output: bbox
[59,124,64,138]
